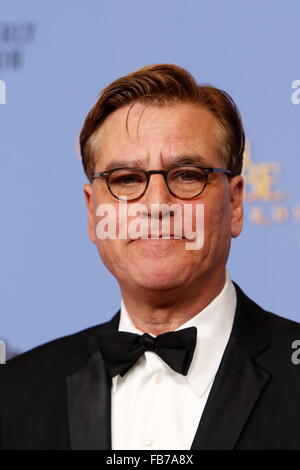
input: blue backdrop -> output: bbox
[0,0,299,358]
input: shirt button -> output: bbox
[154,372,162,384]
[143,436,153,447]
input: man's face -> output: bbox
[83,101,243,293]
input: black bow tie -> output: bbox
[95,327,197,378]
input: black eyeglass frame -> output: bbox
[92,164,233,201]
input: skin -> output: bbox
[83,101,244,335]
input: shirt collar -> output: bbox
[113,269,236,398]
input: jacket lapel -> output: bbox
[67,312,120,450]
[191,283,272,450]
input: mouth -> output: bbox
[130,234,185,242]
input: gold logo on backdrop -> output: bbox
[242,140,299,228]
[243,141,286,203]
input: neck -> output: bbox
[119,269,227,335]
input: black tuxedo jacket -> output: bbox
[1,282,300,450]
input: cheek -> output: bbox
[204,198,232,244]
[95,237,127,276]
[91,201,126,269]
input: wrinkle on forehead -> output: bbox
[90,101,226,168]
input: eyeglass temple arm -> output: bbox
[211,168,232,175]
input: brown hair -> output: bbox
[79,63,245,182]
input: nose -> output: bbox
[140,173,174,220]
[144,173,172,201]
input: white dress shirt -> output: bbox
[111,270,237,450]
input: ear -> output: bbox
[230,175,244,238]
[83,183,96,244]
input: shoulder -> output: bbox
[0,313,119,383]
[233,281,300,370]
[234,280,300,333]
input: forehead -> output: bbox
[91,101,223,168]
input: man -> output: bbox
[1,64,300,450]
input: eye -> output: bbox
[170,168,206,183]
[109,170,145,186]
[114,175,140,184]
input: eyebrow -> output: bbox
[103,155,212,171]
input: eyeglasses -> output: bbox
[92,164,232,201]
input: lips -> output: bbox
[131,233,184,241]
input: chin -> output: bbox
[130,265,188,291]
[136,279,184,291]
